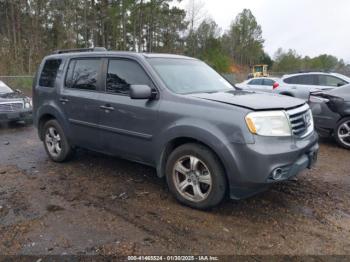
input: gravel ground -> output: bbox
[0,123,349,256]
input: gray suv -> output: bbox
[33,48,319,209]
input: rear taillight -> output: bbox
[273,82,279,89]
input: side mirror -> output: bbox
[337,83,344,87]
[129,85,153,99]
[15,89,23,94]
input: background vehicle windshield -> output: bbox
[148,58,234,94]
[0,81,13,94]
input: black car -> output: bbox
[0,80,32,124]
[309,84,350,149]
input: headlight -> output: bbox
[23,97,32,108]
[245,111,291,137]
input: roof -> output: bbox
[282,71,340,78]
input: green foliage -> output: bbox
[273,48,348,73]
[189,19,231,72]
[222,9,264,66]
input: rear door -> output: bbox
[262,78,276,93]
[59,58,103,151]
[98,58,160,164]
[282,74,318,99]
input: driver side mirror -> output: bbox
[129,85,154,99]
[337,83,345,87]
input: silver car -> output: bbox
[236,77,280,92]
[275,72,350,100]
[237,72,350,100]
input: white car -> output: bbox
[236,77,281,92]
[236,72,350,100]
[275,72,350,100]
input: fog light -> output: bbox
[272,168,283,180]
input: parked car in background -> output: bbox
[0,80,32,124]
[236,77,280,92]
[309,84,350,149]
[274,72,350,100]
[33,48,318,209]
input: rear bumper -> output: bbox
[224,132,319,199]
[0,109,33,123]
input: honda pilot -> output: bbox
[33,48,319,209]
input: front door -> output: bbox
[98,58,160,164]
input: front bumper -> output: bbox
[225,131,319,199]
[0,109,33,123]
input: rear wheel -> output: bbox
[43,119,74,162]
[335,117,350,149]
[165,143,227,210]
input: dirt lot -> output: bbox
[0,123,349,256]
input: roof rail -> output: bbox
[53,47,107,54]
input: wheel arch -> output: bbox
[36,104,71,142]
[156,136,229,188]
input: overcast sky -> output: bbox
[178,0,350,62]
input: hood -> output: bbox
[0,92,25,102]
[187,90,305,110]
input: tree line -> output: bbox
[0,0,349,76]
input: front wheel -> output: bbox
[42,119,74,162]
[335,117,350,149]
[165,143,227,210]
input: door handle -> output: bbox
[100,105,115,111]
[59,97,69,103]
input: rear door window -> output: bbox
[66,59,102,91]
[284,75,316,85]
[263,79,275,86]
[106,59,153,95]
[39,59,62,87]
[248,79,263,85]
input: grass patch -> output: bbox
[0,77,33,96]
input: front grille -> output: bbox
[0,102,24,112]
[286,104,313,137]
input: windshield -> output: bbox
[148,58,234,94]
[0,81,13,94]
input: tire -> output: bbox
[165,143,227,210]
[334,117,350,150]
[42,119,74,162]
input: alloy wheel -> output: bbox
[45,126,62,157]
[338,120,350,147]
[172,155,212,202]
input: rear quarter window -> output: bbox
[39,59,62,88]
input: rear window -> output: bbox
[39,59,61,87]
